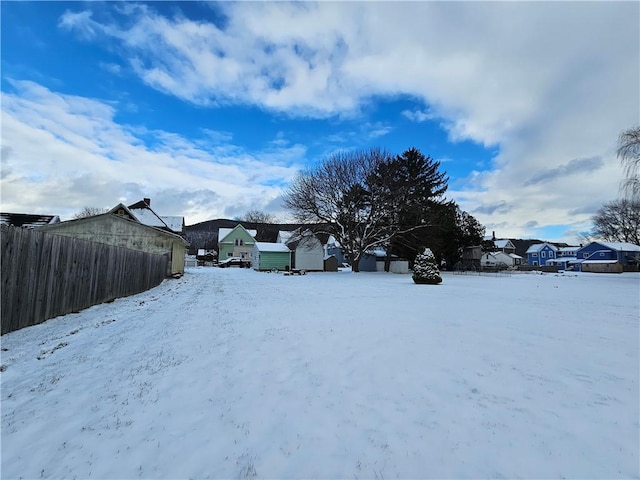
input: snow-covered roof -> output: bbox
[254,242,291,253]
[218,227,257,241]
[508,253,523,259]
[325,235,341,248]
[364,248,387,257]
[593,242,640,252]
[526,243,558,253]
[494,239,513,249]
[559,246,579,253]
[129,207,166,228]
[126,200,184,233]
[582,259,620,264]
[160,216,184,233]
[551,256,579,262]
[277,230,294,243]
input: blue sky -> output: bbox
[1,1,638,243]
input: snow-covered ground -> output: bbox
[1,268,638,479]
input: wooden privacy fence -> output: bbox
[1,226,169,335]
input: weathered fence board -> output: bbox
[1,226,169,334]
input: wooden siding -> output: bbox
[1,226,168,335]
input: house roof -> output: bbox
[130,207,166,227]
[494,239,514,249]
[0,213,60,228]
[277,230,295,243]
[547,257,582,265]
[285,229,322,249]
[526,242,558,253]
[559,246,579,252]
[508,253,523,259]
[125,200,185,234]
[592,242,640,252]
[219,226,257,242]
[254,242,291,253]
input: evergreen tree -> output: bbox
[412,248,442,285]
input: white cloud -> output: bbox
[14,2,640,240]
[0,80,305,223]
[402,109,436,123]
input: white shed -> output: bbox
[285,230,324,271]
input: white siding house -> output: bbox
[480,251,513,269]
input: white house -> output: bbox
[480,251,513,269]
[494,239,516,255]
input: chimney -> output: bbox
[492,231,496,240]
[144,198,151,206]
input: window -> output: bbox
[532,252,538,257]
[234,239,238,246]
[541,251,546,258]
[240,239,244,246]
[533,261,538,266]
[599,252,605,257]
[227,252,233,258]
[583,253,589,258]
[549,251,554,258]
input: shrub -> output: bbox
[412,248,442,285]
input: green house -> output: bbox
[218,224,257,264]
[252,242,292,271]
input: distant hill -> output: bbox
[185,219,326,254]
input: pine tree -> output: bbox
[412,248,442,285]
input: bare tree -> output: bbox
[72,207,109,219]
[591,199,640,245]
[618,126,640,201]
[240,210,278,224]
[283,148,391,271]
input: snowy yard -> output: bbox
[1,268,638,479]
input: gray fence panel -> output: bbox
[1,226,169,335]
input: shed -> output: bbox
[581,260,624,274]
[252,242,292,271]
[285,229,324,271]
[323,255,339,272]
